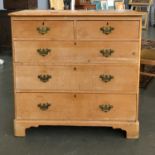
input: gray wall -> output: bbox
[38,0,48,9]
[0,0,49,10]
[0,0,3,9]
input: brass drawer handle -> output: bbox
[38,74,52,82]
[99,74,114,83]
[37,48,51,56]
[99,104,113,112]
[38,103,51,111]
[37,22,50,35]
[100,49,114,57]
[100,23,114,35]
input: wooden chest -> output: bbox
[10,10,142,138]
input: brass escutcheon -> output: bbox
[37,22,50,35]
[100,23,114,35]
[99,104,113,112]
[38,103,51,111]
[38,74,52,82]
[100,49,114,57]
[99,74,114,83]
[37,48,51,56]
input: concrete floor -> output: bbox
[0,28,155,155]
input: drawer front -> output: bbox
[15,65,138,92]
[77,21,140,40]
[14,41,139,64]
[16,93,137,121]
[12,20,74,40]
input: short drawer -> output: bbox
[15,64,138,92]
[13,41,139,64]
[12,20,74,40]
[16,93,137,121]
[77,20,140,40]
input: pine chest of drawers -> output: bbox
[10,10,142,138]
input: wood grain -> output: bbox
[15,64,138,92]
[77,20,140,40]
[9,10,144,17]
[15,93,137,121]
[12,20,74,40]
[13,41,139,64]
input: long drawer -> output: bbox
[15,65,138,92]
[77,20,140,40]
[14,41,139,64]
[15,93,137,121]
[12,20,74,40]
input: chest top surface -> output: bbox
[9,10,143,17]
